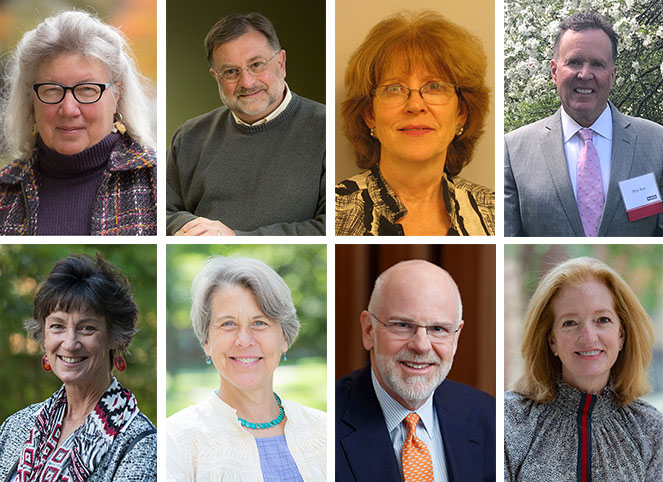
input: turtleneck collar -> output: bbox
[36,132,120,178]
[552,379,616,421]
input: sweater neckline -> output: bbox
[36,132,120,179]
[552,379,616,420]
[231,93,301,134]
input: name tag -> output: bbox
[618,173,663,222]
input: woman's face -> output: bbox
[549,279,624,394]
[43,310,114,389]
[204,285,288,394]
[363,63,466,166]
[33,52,119,155]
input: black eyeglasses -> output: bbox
[33,82,114,104]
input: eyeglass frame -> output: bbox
[368,312,461,341]
[213,50,281,82]
[371,80,460,105]
[32,82,115,104]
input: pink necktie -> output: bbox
[401,413,434,482]
[577,128,604,237]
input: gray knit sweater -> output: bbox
[166,93,325,235]
[0,402,156,481]
[504,382,663,481]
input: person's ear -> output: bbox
[360,311,375,351]
[551,59,558,85]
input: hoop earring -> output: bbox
[32,123,38,136]
[41,355,52,372]
[113,355,127,371]
[112,112,127,135]
[455,124,464,136]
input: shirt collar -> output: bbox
[231,83,292,126]
[560,103,613,143]
[370,366,436,437]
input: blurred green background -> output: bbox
[166,0,326,145]
[166,244,327,416]
[0,0,157,165]
[504,244,663,411]
[0,244,156,424]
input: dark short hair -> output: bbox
[25,254,139,352]
[553,10,618,62]
[204,12,281,68]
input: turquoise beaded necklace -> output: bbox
[237,392,285,430]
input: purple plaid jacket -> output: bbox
[0,134,156,235]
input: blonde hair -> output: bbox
[340,10,489,175]
[515,257,653,406]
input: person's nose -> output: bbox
[234,324,256,347]
[403,87,427,114]
[408,325,433,353]
[577,63,594,81]
[237,68,258,90]
[578,322,599,344]
[62,327,80,351]
[58,89,82,116]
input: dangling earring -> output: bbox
[41,355,52,372]
[113,354,127,371]
[206,356,212,365]
[455,124,464,136]
[282,352,288,362]
[32,123,38,136]
[370,127,377,138]
[112,112,127,135]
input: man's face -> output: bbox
[210,29,286,123]
[361,263,463,410]
[551,28,616,127]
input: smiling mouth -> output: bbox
[401,361,435,370]
[59,355,86,363]
[574,88,594,94]
[576,350,602,356]
[231,357,262,364]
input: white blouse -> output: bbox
[166,392,327,481]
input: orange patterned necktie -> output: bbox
[401,413,434,482]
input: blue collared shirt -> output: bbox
[371,368,449,482]
[561,104,613,200]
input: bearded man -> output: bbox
[335,260,495,482]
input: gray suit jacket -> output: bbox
[504,103,663,236]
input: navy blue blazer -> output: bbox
[336,365,495,482]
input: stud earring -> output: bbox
[113,355,127,371]
[455,124,464,136]
[206,356,212,365]
[112,112,127,135]
[41,355,52,372]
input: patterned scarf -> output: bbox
[15,377,138,481]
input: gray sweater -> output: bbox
[0,402,156,481]
[166,93,325,235]
[504,382,663,481]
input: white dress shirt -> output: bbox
[561,104,613,200]
[371,369,449,482]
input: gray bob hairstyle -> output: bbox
[1,10,154,159]
[190,256,300,348]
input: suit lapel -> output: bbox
[541,111,585,235]
[339,367,402,482]
[599,103,635,235]
[434,382,485,482]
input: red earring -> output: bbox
[41,355,52,372]
[113,355,127,372]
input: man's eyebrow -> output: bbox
[219,55,267,69]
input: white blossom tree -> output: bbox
[505,0,663,132]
